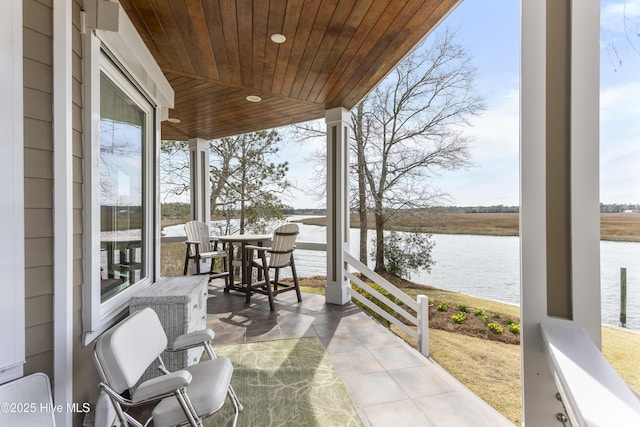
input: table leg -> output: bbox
[224,242,235,292]
[241,242,249,293]
[244,244,252,304]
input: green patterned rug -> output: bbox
[204,337,364,427]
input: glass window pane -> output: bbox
[99,72,147,302]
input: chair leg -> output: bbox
[206,259,214,283]
[245,248,256,305]
[228,384,243,412]
[265,272,275,311]
[223,256,230,288]
[175,389,202,427]
[183,253,190,276]
[245,268,252,306]
[228,387,241,427]
[291,256,302,303]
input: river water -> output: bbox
[164,219,640,331]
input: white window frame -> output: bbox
[84,49,155,338]
[82,11,173,344]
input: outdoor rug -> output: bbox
[203,337,364,427]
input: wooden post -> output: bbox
[417,295,430,357]
[620,267,627,327]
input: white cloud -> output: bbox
[600,81,640,121]
[602,0,640,31]
[600,80,640,203]
[466,89,519,162]
[428,89,520,206]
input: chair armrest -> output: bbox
[185,240,202,245]
[98,382,131,406]
[131,370,192,404]
[168,329,215,351]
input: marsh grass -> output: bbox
[298,212,640,241]
[161,242,187,276]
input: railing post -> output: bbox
[620,267,627,327]
[417,295,429,357]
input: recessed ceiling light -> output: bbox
[167,117,181,123]
[246,95,262,103]
[270,33,286,44]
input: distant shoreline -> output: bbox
[292,212,640,242]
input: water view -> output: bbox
[164,219,640,331]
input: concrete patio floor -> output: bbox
[205,283,514,427]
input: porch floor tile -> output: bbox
[205,283,514,426]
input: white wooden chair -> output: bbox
[92,307,241,427]
[245,223,302,311]
[183,220,229,286]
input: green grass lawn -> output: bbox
[394,285,640,426]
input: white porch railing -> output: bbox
[541,321,640,426]
[343,252,430,357]
[162,235,430,356]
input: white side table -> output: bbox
[129,276,208,383]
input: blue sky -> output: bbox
[280,0,640,209]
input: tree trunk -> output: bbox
[354,103,368,264]
[239,149,247,234]
[374,200,385,272]
[358,184,368,264]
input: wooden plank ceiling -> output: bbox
[119,0,459,141]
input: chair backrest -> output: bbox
[184,220,213,254]
[269,223,299,268]
[0,373,56,426]
[94,308,168,394]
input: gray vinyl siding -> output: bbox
[23,0,54,379]
[22,2,95,422]
[23,2,165,424]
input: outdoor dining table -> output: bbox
[217,233,272,294]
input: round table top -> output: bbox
[217,233,271,243]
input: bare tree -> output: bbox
[352,102,371,264]
[357,28,485,273]
[602,0,640,71]
[159,140,190,202]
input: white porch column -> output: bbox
[325,107,351,305]
[520,1,600,425]
[188,138,211,224]
[53,1,74,425]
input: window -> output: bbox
[83,48,156,342]
[98,70,150,302]
[83,13,173,343]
